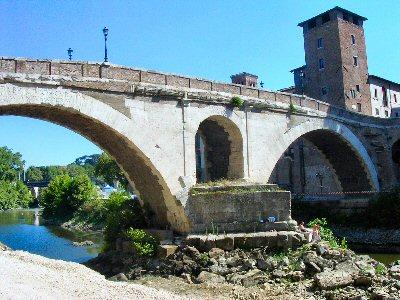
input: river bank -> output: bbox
[87,237,400,300]
[0,247,187,300]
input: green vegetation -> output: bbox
[26,154,102,185]
[125,228,158,257]
[0,147,33,210]
[0,180,33,210]
[103,191,147,251]
[308,218,347,250]
[230,96,244,108]
[40,174,98,220]
[289,102,298,113]
[95,152,129,189]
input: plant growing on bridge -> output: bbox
[125,228,158,257]
[230,96,244,108]
[289,102,298,114]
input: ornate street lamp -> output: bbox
[103,26,109,63]
[67,48,73,61]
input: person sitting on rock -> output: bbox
[311,224,321,243]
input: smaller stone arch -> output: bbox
[195,115,244,182]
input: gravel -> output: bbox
[0,250,191,300]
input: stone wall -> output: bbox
[185,184,292,233]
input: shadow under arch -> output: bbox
[195,115,244,182]
[392,139,400,181]
[0,85,188,232]
[268,120,379,193]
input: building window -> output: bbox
[375,108,379,116]
[321,86,328,95]
[394,94,397,103]
[385,110,389,117]
[351,35,356,45]
[350,90,356,98]
[374,89,378,98]
[317,38,323,49]
[353,56,358,66]
[357,103,362,112]
[396,112,399,117]
[319,58,325,70]
[356,85,360,92]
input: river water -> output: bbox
[0,209,103,263]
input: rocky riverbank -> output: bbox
[87,240,400,299]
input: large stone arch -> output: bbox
[0,83,189,232]
[268,118,379,192]
[195,115,244,182]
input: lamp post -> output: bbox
[260,81,264,88]
[316,172,324,194]
[103,26,109,63]
[67,48,73,61]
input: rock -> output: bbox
[258,257,278,271]
[272,269,286,278]
[306,262,321,274]
[289,271,304,282]
[180,273,193,284]
[354,275,373,287]
[226,255,241,268]
[241,269,267,287]
[390,265,400,280]
[0,242,10,251]
[242,258,256,270]
[208,248,224,259]
[183,246,200,259]
[109,273,128,282]
[314,270,354,290]
[72,240,94,247]
[215,237,234,251]
[157,245,178,259]
[316,245,327,256]
[196,271,225,284]
[209,264,230,276]
[226,273,245,285]
[371,291,398,300]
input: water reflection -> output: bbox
[0,209,103,263]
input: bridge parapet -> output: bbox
[1,57,399,128]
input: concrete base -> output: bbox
[184,231,307,252]
[186,183,293,233]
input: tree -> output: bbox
[0,180,33,210]
[26,166,44,182]
[0,146,24,181]
[41,174,98,219]
[95,152,129,188]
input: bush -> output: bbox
[41,174,98,220]
[230,96,244,108]
[308,218,347,250]
[125,228,158,257]
[0,180,33,210]
[103,191,147,250]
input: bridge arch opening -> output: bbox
[195,115,244,183]
[269,129,375,195]
[0,89,188,232]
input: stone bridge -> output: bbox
[1,57,399,233]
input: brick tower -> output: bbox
[296,7,372,115]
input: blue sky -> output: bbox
[1,0,399,167]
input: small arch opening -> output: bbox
[195,116,244,183]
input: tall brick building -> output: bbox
[291,7,372,115]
